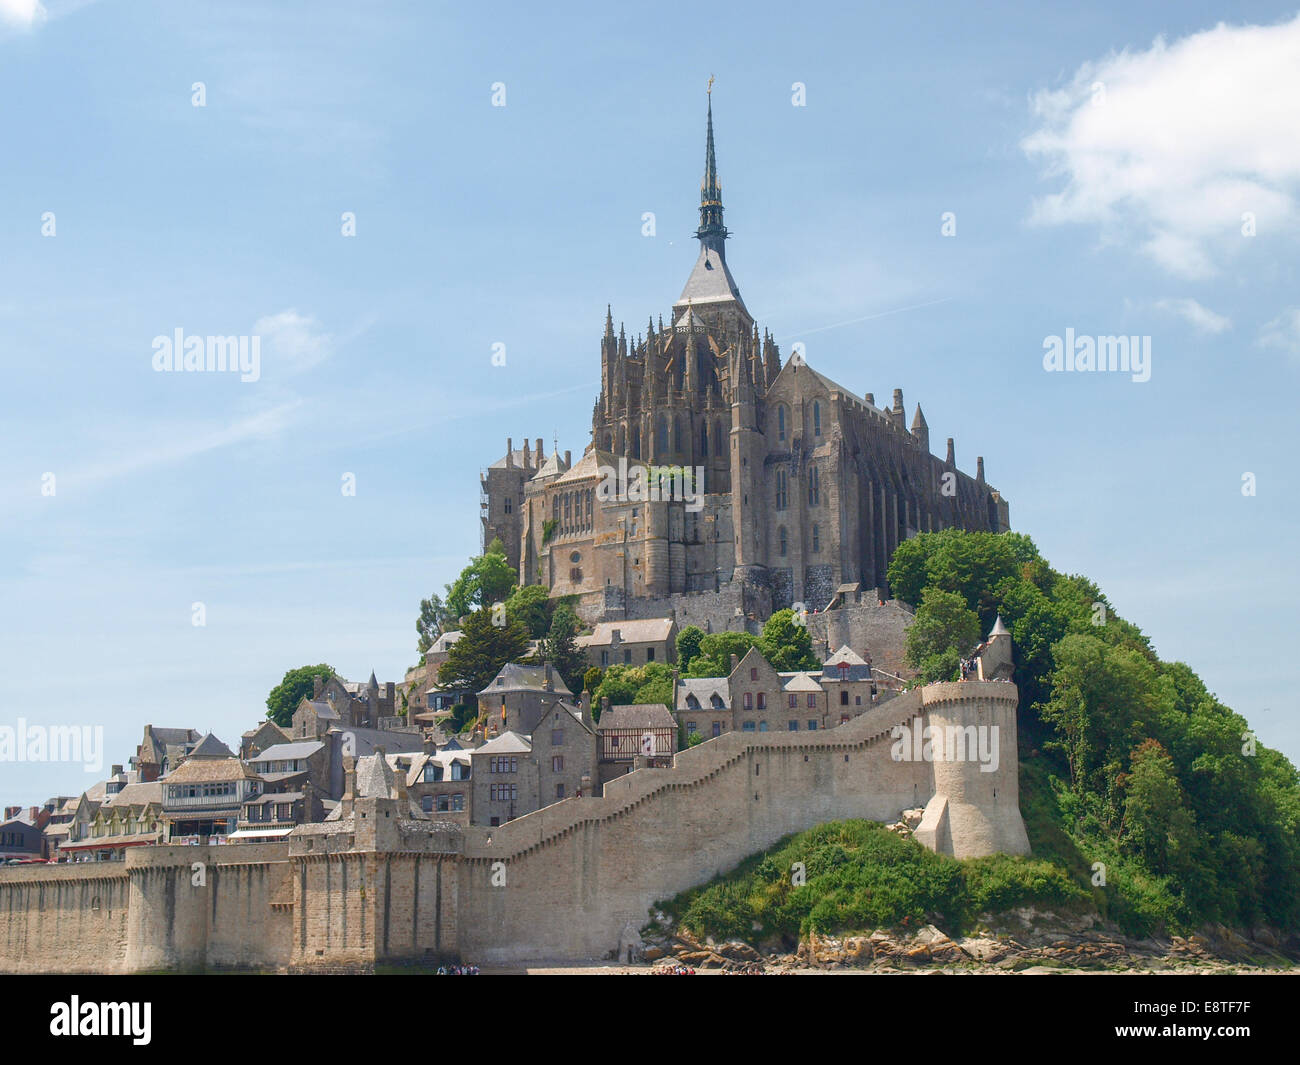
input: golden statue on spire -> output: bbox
[707,74,714,95]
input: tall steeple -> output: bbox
[697,77,728,258]
[674,81,752,334]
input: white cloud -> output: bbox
[0,0,46,29]
[1022,15,1300,278]
[253,309,334,374]
[1259,307,1300,359]
[1153,297,1231,334]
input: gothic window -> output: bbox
[504,497,512,514]
[602,432,612,451]
[656,416,668,454]
[813,401,822,437]
[812,524,820,552]
[808,465,819,506]
[778,405,786,442]
[775,470,788,510]
[779,527,788,556]
[632,427,641,460]
[552,497,559,523]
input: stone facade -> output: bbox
[0,662,1027,971]
[484,98,1009,629]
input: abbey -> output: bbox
[483,94,1010,623]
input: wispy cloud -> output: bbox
[1154,297,1231,335]
[0,0,47,30]
[1022,14,1300,278]
[1259,307,1300,360]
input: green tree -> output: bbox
[676,626,705,672]
[759,609,819,671]
[416,592,454,656]
[1122,739,1198,876]
[505,583,553,639]
[266,663,335,728]
[539,604,589,696]
[437,607,529,707]
[445,538,517,620]
[685,631,758,677]
[583,666,604,693]
[905,588,981,683]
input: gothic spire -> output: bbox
[697,83,728,257]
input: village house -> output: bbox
[160,734,263,841]
[477,662,575,737]
[577,617,677,668]
[596,701,677,785]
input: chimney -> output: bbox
[342,756,357,816]
[313,675,324,698]
[564,449,571,467]
[610,627,622,649]
[536,437,544,459]
[506,437,514,468]
[579,690,592,727]
[976,456,986,484]
[729,653,740,672]
[544,662,554,691]
[422,733,437,754]
[523,438,532,467]
[945,437,955,465]
[600,696,610,723]
[864,392,874,406]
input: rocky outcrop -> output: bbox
[641,908,1300,973]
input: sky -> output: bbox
[1,0,1298,802]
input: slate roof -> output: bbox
[102,782,164,808]
[674,246,750,317]
[188,733,236,760]
[578,617,674,647]
[824,645,868,667]
[781,672,824,692]
[676,677,730,711]
[479,663,573,698]
[597,703,676,732]
[248,741,324,763]
[474,731,531,756]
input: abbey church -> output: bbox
[482,94,1010,625]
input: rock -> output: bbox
[717,940,761,962]
[642,946,665,961]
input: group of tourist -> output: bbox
[435,964,480,975]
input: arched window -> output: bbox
[632,426,641,460]
[779,527,788,556]
[778,405,786,442]
[811,524,820,552]
[808,466,820,506]
[656,415,668,454]
[813,401,822,437]
[775,470,787,510]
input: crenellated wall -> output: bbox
[0,680,1026,971]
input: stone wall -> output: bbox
[0,680,1025,971]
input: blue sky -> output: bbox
[2,0,1298,801]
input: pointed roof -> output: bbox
[475,730,532,756]
[911,404,928,430]
[989,615,1010,638]
[188,733,234,760]
[824,645,868,667]
[531,449,568,481]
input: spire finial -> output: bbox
[696,83,727,256]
